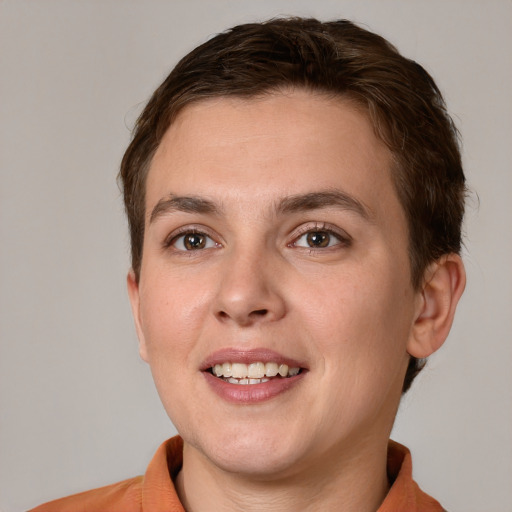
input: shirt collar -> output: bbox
[142,437,444,512]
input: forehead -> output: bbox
[146,90,403,232]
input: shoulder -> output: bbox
[28,475,144,512]
[28,437,184,512]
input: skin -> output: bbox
[128,90,465,511]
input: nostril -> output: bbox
[252,309,268,316]
[216,308,268,323]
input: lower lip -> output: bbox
[203,371,306,404]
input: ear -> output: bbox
[407,254,466,359]
[127,269,149,362]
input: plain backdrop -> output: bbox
[1,1,511,511]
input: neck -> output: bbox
[175,435,390,512]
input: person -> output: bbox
[30,17,466,512]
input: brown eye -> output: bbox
[183,233,206,250]
[171,231,217,251]
[306,231,330,248]
[293,228,348,250]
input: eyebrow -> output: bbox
[149,195,221,224]
[277,190,373,221]
[149,189,373,224]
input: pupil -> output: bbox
[184,234,205,250]
[307,231,329,248]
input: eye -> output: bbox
[171,231,218,251]
[292,227,349,249]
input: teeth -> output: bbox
[231,363,247,379]
[288,367,300,376]
[248,362,265,378]
[211,361,301,380]
[265,362,279,377]
[222,362,232,377]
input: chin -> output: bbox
[208,447,303,479]
[191,425,310,478]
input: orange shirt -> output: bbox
[29,436,445,512]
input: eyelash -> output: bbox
[163,223,351,253]
[289,223,351,251]
[163,227,220,252]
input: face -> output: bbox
[128,90,421,478]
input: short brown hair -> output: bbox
[119,17,466,392]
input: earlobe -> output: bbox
[127,269,149,362]
[407,254,466,359]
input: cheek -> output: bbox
[138,270,211,363]
[310,264,414,380]
[136,274,208,429]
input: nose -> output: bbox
[213,248,286,327]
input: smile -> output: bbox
[201,349,307,402]
[211,362,301,385]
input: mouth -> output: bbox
[208,361,303,385]
[201,349,307,402]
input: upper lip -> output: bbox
[200,348,307,371]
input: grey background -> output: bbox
[1,1,511,511]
